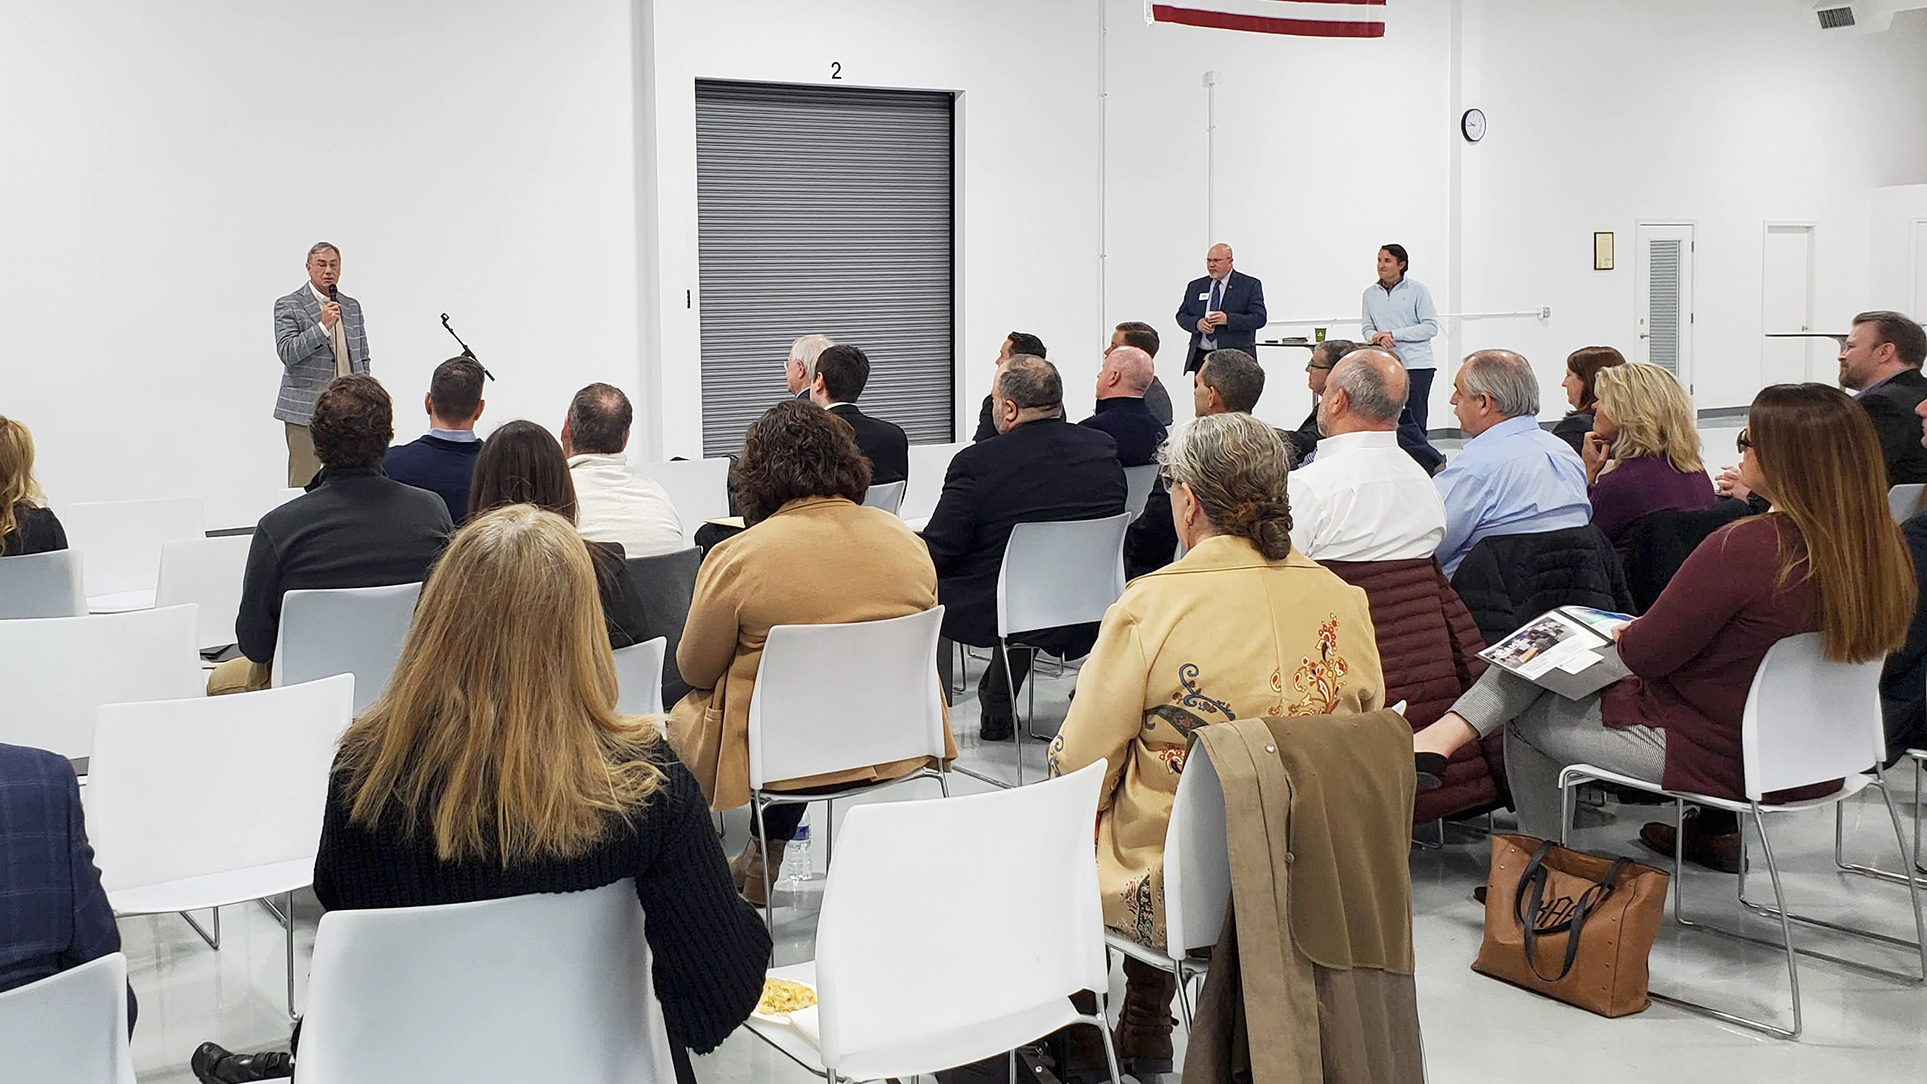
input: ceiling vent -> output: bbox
[1815,5,1857,27]
[1812,1,1927,32]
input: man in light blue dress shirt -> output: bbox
[1433,350,1591,577]
[1361,244,1440,430]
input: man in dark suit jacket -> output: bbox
[924,356,1128,738]
[1841,310,1927,486]
[1175,243,1267,373]
[382,356,487,523]
[971,331,1046,442]
[1079,345,1166,467]
[0,743,133,1028]
[811,344,909,486]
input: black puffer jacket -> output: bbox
[1449,525,1634,649]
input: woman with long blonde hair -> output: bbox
[189,505,769,1084]
[0,417,67,557]
[1580,362,1715,544]
[1415,383,1913,870]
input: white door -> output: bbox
[1761,224,1815,385]
[1912,219,1927,319]
[1635,223,1695,392]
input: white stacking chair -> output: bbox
[612,636,668,716]
[0,953,136,1084]
[1122,464,1158,520]
[272,582,423,714]
[748,762,1119,1084]
[993,512,1134,785]
[299,879,675,1083]
[860,479,907,515]
[63,495,205,612]
[1889,483,1926,525]
[88,674,353,1018]
[0,604,202,760]
[1558,632,1927,1040]
[0,549,86,618]
[155,535,253,652]
[633,458,731,542]
[1103,736,1230,1030]
[900,440,966,522]
[745,607,952,927]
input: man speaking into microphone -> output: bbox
[273,241,370,486]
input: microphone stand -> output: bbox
[439,314,496,380]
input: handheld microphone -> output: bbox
[327,284,338,303]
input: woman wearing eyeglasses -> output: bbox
[1414,384,1914,868]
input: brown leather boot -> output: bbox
[1114,957,1178,1077]
[735,839,786,907]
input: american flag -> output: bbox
[1147,0,1386,39]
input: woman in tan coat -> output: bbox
[667,401,956,905]
[1049,412,1385,1079]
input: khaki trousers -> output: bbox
[208,657,272,696]
[285,423,321,488]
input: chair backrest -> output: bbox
[746,607,947,788]
[0,953,136,1084]
[0,549,86,618]
[1741,632,1886,799]
[625,547,702,704]
[632,458,730,539]
[299,880,673,1084]
[996,513,1134,638]
[862,479,908,515]
[1163,738,1231,958]
[272,582,423,714]
[87,674,353,898]
[154,535,253,650]
[1890,483,1926,525]
[1122,464,1158,519]
[63,496,205,598]
[612,637,667,716]
[0,605,202,759]
[901,441,967,522]
[813,763,1107,1080]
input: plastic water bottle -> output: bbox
[778,819,814,890]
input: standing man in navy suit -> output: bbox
[1176,243,1267,374]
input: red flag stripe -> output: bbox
[1150,4,1386,38]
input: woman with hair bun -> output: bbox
[1046,411,1384,1078]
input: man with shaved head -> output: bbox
[1175,242,1267,373]
[1080,345,1166,467]
[1286,348,1447,561]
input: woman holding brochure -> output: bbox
[1412,383,1913,847]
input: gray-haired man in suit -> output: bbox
[273,242,370,486]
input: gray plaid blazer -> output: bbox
[272,283,370,424]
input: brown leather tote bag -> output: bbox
[1472,834,1669,1017]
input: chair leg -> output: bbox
[181,907,220,950]
[1095,1015,1126,1084]
[284,890,298,1021]
[1752,804,1803,1038]
[259,896,290,929]
[1002,638,1025,787]
[822,800,834,872]
[1876,776,1927,982]
[755,798,775,937]
[1173,960,1196,1033]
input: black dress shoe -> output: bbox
[1415,752,1449,792]
[191,1042,295,1083]
[979,716,1014,742]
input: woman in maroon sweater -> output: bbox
[1413,383,1914,847]
[1580,362,1715,546]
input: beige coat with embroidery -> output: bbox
[1047,535,1384,947]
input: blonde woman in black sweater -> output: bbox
[191,505,769,1083]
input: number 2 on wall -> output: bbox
[830,61,842,80]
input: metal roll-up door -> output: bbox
[695,80,956,457]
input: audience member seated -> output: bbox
[1080,345,1166,467]
[561,382,685,558]
[208,375,452,696]
[468,420,650,649]
[190,506,769,1083]
[1191,347,1266,419]
[667,402,956,906]
[1279,340,1446,475]
[1286,348,1445,562]
[0,416,65,557]
[0,743,133,1031]
[1581,362,1714,548]
[380,356,486,524]
[1048,412,1383,1077]
[1109,321,1174,426]
[1717,310,1927,501]
[926,356,1128,740]
[1412,384,1912,871]
[1881,394,1927,764]
[784,333,834,400]
[1552,345,1626,454]
[809,343,908,486]
[1432,350,1591,577]
[971,330,1047,442]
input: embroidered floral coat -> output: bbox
[1048,534,1384,948]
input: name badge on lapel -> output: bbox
[1198,292,1210,301]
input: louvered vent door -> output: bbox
[1636,224,1695,389]
[695,81,956,456]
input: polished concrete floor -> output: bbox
[122,646,1927,1083]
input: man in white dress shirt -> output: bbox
[560,383,685,558]
[1286,348,1446,561]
